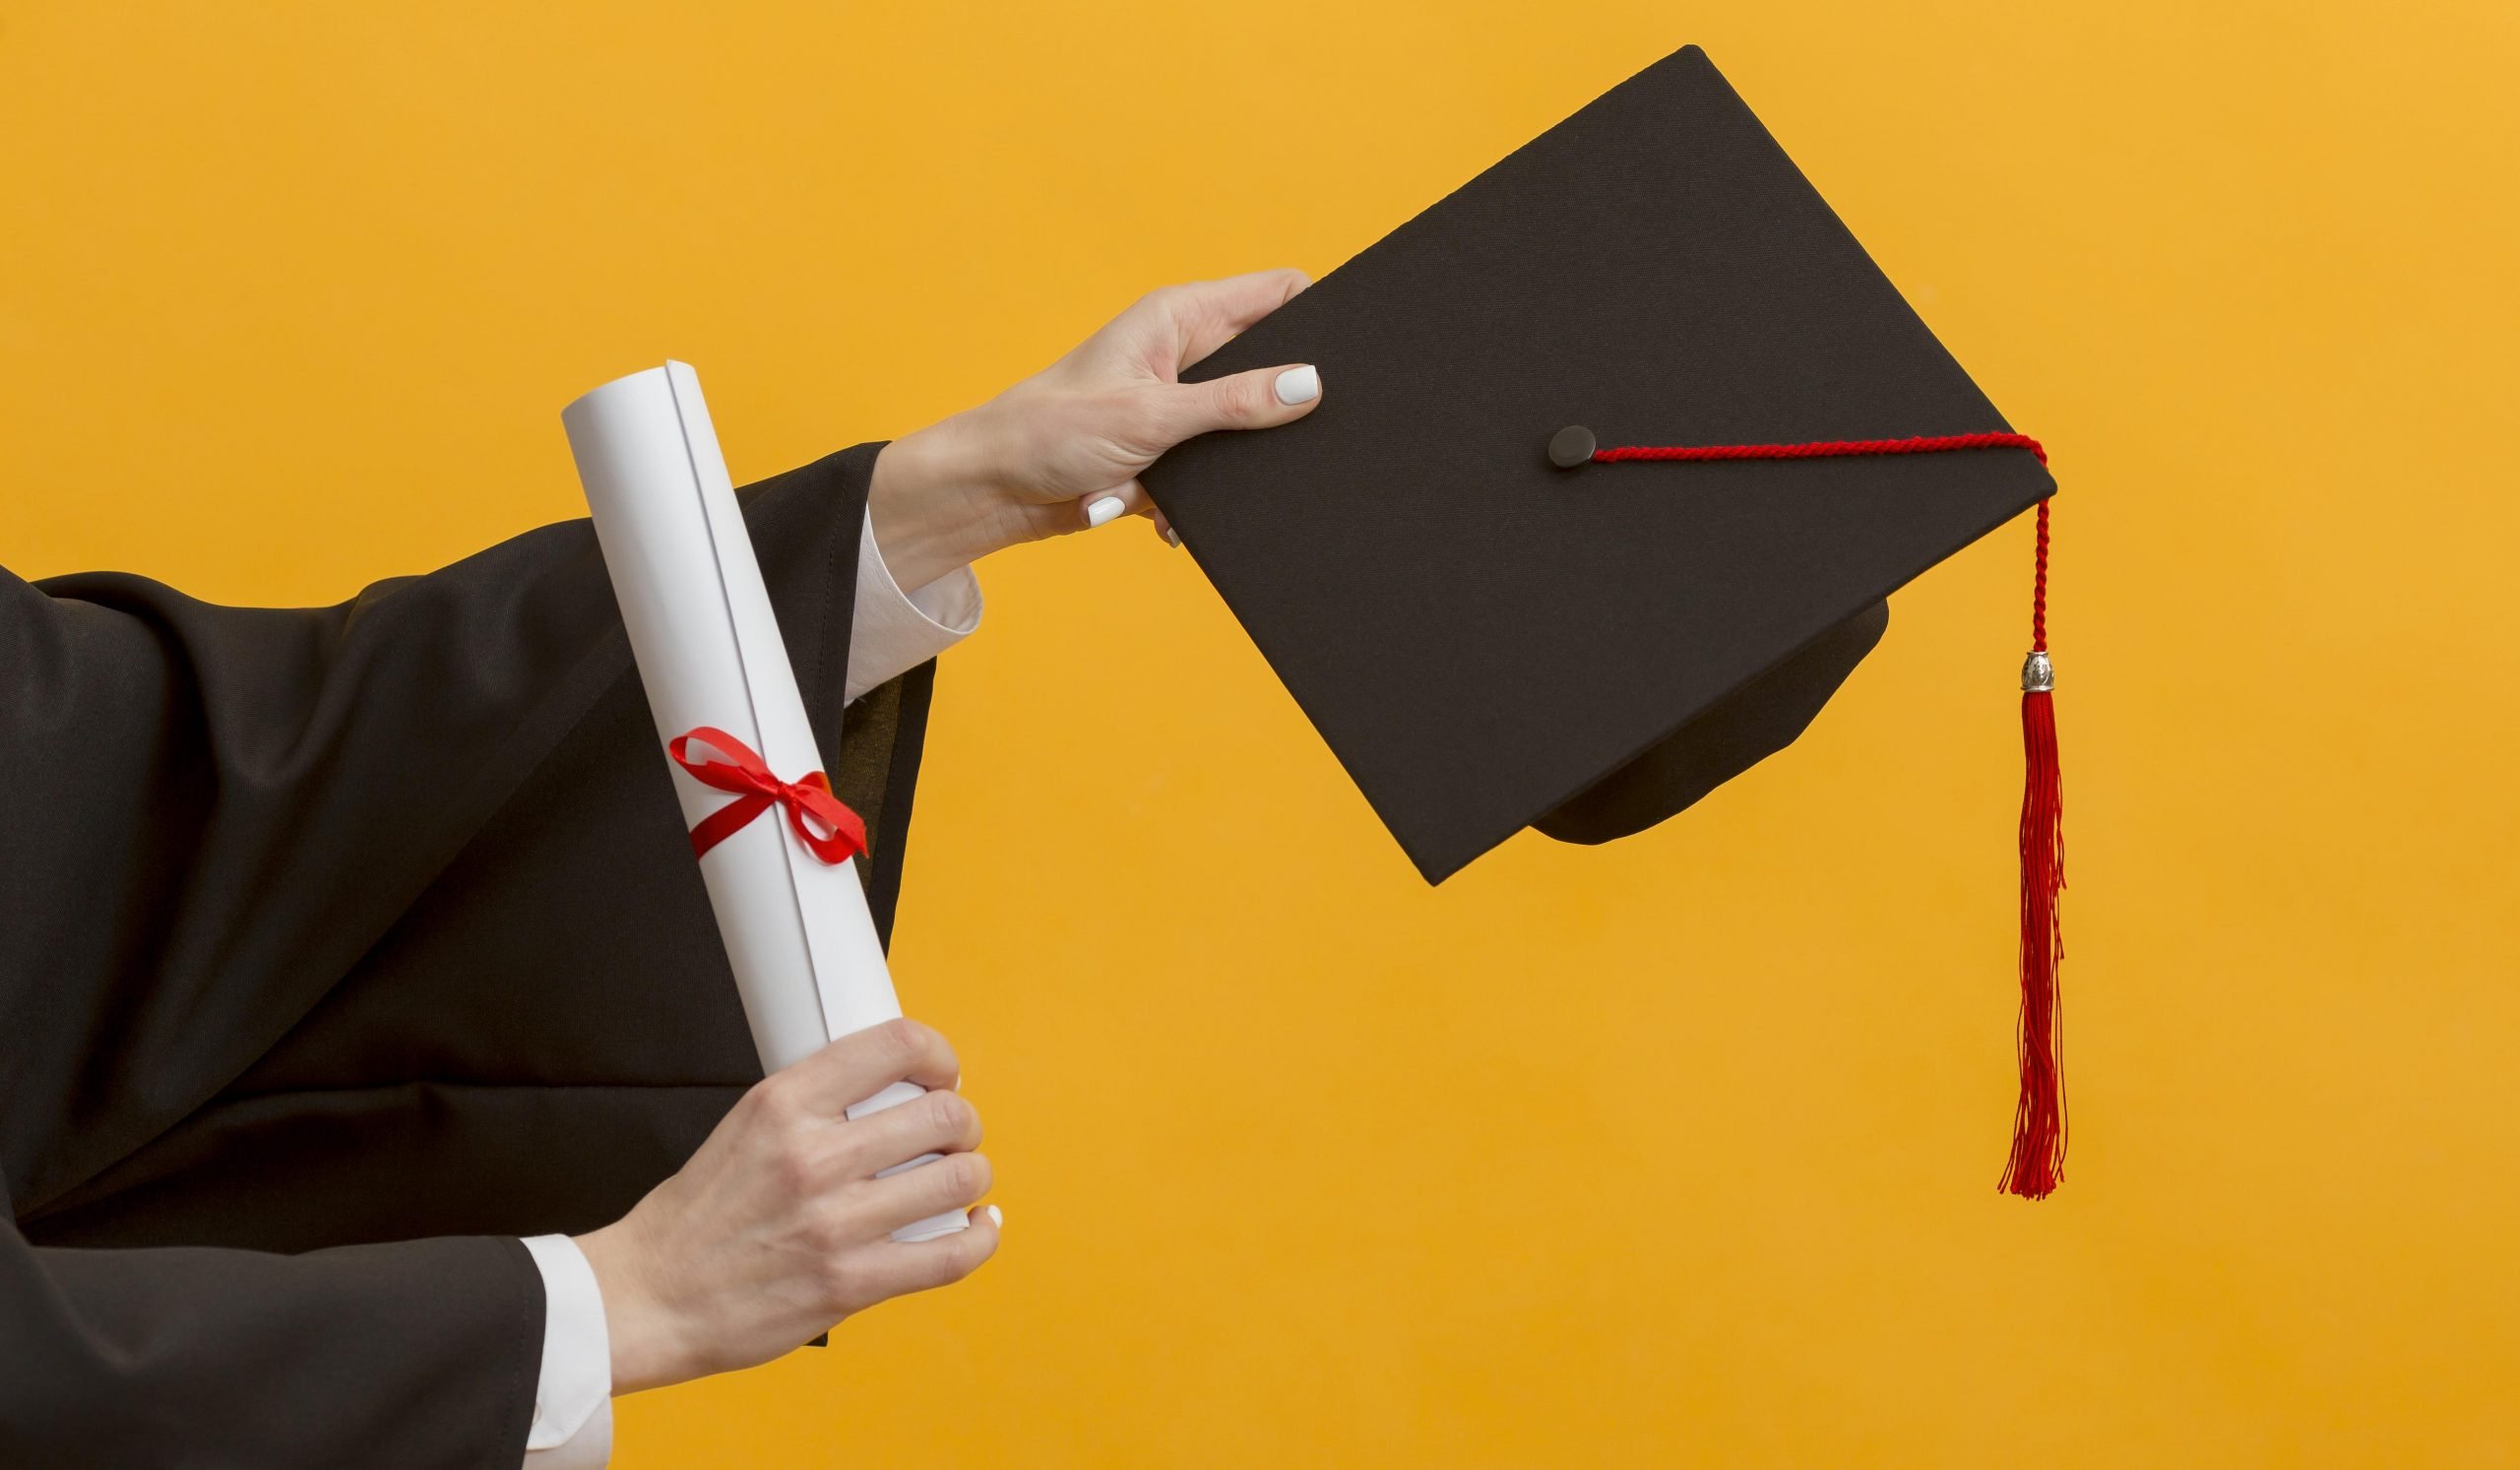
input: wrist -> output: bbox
[574,1222,689,1396]
[869,414,1032,591]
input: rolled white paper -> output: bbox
[564,362,964,1244]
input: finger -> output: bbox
[860,1150,993,1233]
[841,1086,982,1177]
[1150,507,1180,548]
[875,1205,1003,1297]
[780,1017,961,1117]
[1075,479,1149,532]
[1148,363,1322,447]
[1169,268,1311,369]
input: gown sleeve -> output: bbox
[0,442,925,1461]
[0,1211,547,1470]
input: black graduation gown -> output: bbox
[0,443,934,1468]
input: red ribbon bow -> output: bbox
[666,726,866,865]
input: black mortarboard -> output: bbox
[1144,45,2073,1196]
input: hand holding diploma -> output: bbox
[576,1021,999,1392]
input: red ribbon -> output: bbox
[666,726,865,865]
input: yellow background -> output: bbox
[6,1,2516,1463]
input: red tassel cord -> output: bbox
[1561,426,2065,1196]
[1587,430,2047,467]
[2004,499,2066,1198]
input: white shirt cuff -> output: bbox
[847,511,982,704]
[520,1234,614,1470]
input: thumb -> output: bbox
[1150,363,1322,446]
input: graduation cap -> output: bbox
[1142,45,2071,1196]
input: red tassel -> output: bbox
[1552,425,2071,1194]
[2002,499,2066,1199]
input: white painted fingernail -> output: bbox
[1163,525,1181,548]
[1274,364,1320,406]
[983,1204,1003,1228]
[1084,495,1125,528]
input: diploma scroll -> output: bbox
[564,362,964,1244]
